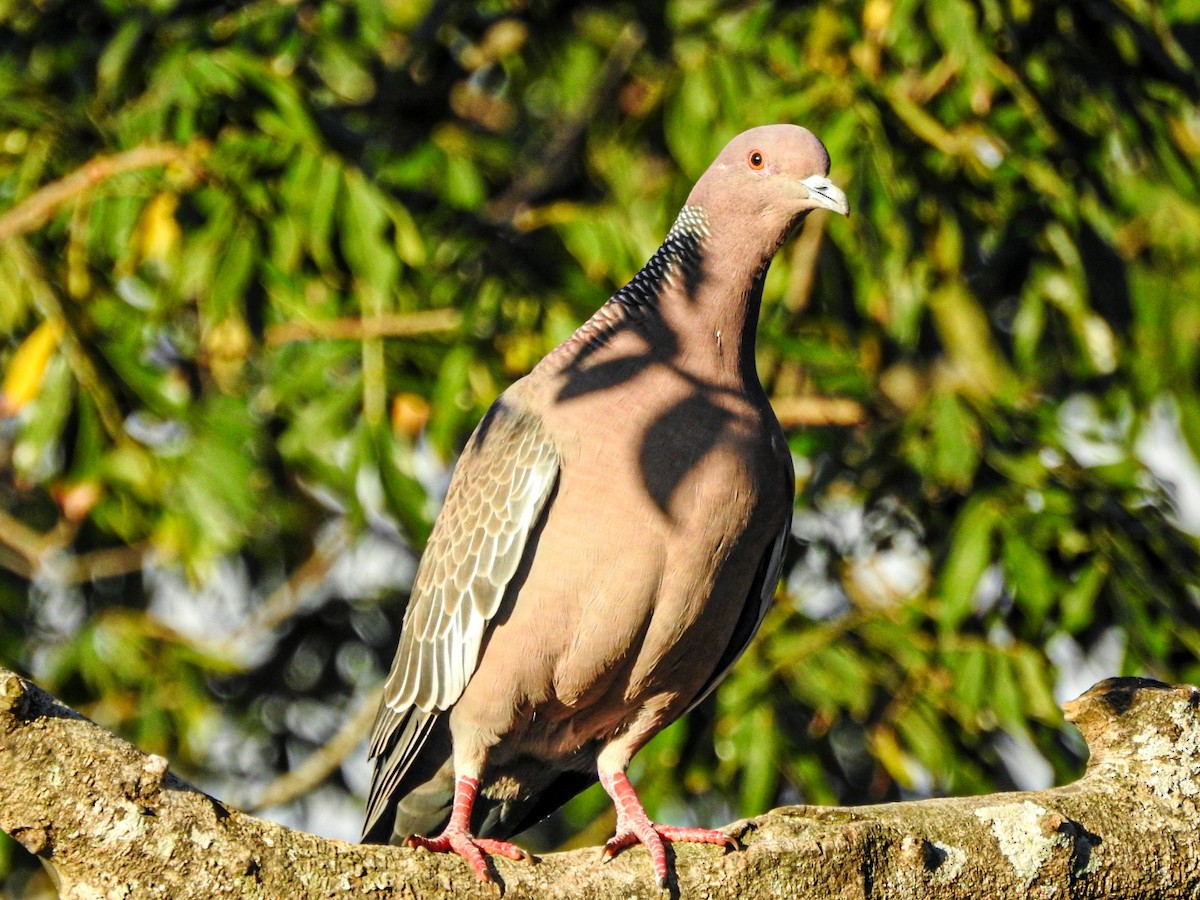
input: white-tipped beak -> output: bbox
[800,175,850,216]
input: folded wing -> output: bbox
[362,400,560,839]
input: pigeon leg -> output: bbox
[598,768,736,890]
[405,774,532,883]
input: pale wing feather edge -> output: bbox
[370,404,559,759]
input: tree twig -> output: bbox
[772,395,867,428]
[0,143,202,243]
[0,504,149,584]
[246,684,383,813]
[6,239,128,443]
[264,310,462,346]
[0,508,58,572]
[224,523,351,653]
[63,543,150,583]
[486,22,646,224]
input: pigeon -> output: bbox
[362,124,849,889]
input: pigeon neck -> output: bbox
[612,205,774,386]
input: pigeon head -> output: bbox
[686,125,848,253]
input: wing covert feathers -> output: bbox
[370,401,560,756]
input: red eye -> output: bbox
[748,150,765,170]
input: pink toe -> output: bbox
[657,825,736,848]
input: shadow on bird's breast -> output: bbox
[554,348,661,404]
[638,394,736,519]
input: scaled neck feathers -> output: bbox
[607,205,710,312]
[539,203,768,383]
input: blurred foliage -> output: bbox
[4,0,1200,890]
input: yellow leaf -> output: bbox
[391,392,430,439]
[55,480,102,522]
[203,316,252,394]
[863,0,891,35]
[1,319,64,415]
[137,193,181,266]
[871,725,918,790]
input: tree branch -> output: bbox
[484,22,646,226]
[0,143,203,243]
[772,394,868,428]
[263,309,462,346]
[244,685,383,814]
[2,668,1198,898]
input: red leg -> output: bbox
[405,775,533,883]
[598,769,736,889]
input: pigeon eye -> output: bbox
[748,150,765,170]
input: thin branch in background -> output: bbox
[0,503,148,584]
[785,210,831,314]
[64,543,150,583]
[246,684,383,813]
[0,506,84,578]
[486,22,647,224]
[0,505,349,661]
[360,286,389,426]
[0,141,205,443]
[264,309,462,346]
[7,239,128,443]
[772,395,867,429]
[0,507,60,570]
[0,543,33,580]
[224,523,351,652]
[0,143,203,243]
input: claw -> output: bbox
[404,775,533,886]
[598,768,741,890]
[407,829,531,883]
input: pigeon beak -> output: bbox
[799,175,850,216]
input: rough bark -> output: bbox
[2,667,1198,899]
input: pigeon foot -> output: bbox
[407,828,531,883]
[599,768,738,890]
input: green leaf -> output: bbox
[929,391,982,491]
[739,705,780,816]
[359,420,433,547]
[937,495,1002,628]
[1012,647,1060,722]
[340,169,398,298]
[208,223,257,324]
[949,642,990,723]
[1060,557,1108,633]
[1000,526,1056,629]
